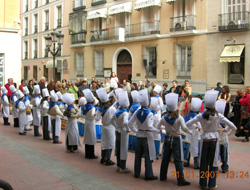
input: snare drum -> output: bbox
[77,119,85,136]
[182,140,191,160]
[61,118,67,130]
[181,131,187,140]
[96,124,102,141]
[128,133,137,152]
[154,139,161,158]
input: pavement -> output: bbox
[0,117,250,190]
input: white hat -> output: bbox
[114,88,123,96]
[150,97,158,111]
[16,90,24,99]
[139,89,149,107]
[1,87,8,94]
[79,97,87,106]
[82,89,95,103]
[215,100,226,115]
[118,91,130,107]
[153,85,162,94]
[42,88,49,97]
[33,85,40,95]
[94,97,99,106]
[56,91,63,100]
[9,85,17,93]
[50,90,58,102]
[23,86,29,95]
[204,90,219,109]
[96,88,109,103]
[191,98,202,112]
[131,90,139,103]
[62,93,74,105]
[165,93,179,112]
[69,93,75,101]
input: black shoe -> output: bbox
[87,156,98,159]
[145,176,158,181]
[4,123,10,126]
[160,178,167,181]
[222,170,227,173]
[184,162,190,167]
[34,133,42,137]
[194,166,200,170]
[100,158,106,164]
[134,175,139,178]
[105,160,115,166]
[25,129,32,131]
[178,181,191,186]
[242,138,249,142]
[19,132,26,135]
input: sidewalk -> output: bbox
[0,117,250,190]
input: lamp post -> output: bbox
[45,29,64,82]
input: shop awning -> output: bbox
[87,8,107,20]
[134,0,161,10]
[166,0,176,2]
[108,2,132,15]
[220,45,245,62]
[46,59,63,68]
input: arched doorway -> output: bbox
[117,50,132,83]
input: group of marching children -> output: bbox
[1,83,237,189]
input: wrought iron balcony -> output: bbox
[44,48,48,57]
[34,25,38,33]
[170,15,196,32]
[24,52,28,59]
[33,50,37,59]
[34,0,38,8]
[218,11,249,31]
[57,19,62,28]
[71,32,86,44]
[90,20,160,42]
[45,22,49,31]
[73,0,86,11]
[91,0,106,6]
[25,28,28,35]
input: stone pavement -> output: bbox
[0,117,250,190]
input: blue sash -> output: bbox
[155,94,160,98]
[67,105,74,111]
[49,102,58,110]
[82,103,94,115]
[136,107,151,123]
[115,107,128,118]
[220,123,226,127]
[24,96,30,103]
[184,112,198,122]
[164,114,177,126]
[58,101,65,108]
[1,94,7,100]
[34,94,39,99]
[129,102,140,114]
[15,100,23,109]
[151,110,157,115]
[96,106,109,115]
[11,94,16,101]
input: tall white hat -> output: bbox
[1,87,8,94]
[33,85,40,95]
[191,98,202,112]
[165,93,179,112]
[153,85,162,94]
[139,89,149,107]
[96,88,109,103]
[50,90,58,102]
[79,97,87,106]
[16,90,24,99]
[42,88,49,97]
[23,86,29,95]
[56,91,63,100]
[204,90,219,109]
[83,89,95,103]
[131,90,139,103]
[62,93,74,105]
[69,93,75,102]
[9,85,17,93]
[118,90,130,107]
[150,97,158,111]
[114,88,123,96]
[215,100,226,115]
[94,97,99,106]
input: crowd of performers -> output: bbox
[1,84,237,190]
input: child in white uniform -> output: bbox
[16,90,27,135]
[9,85,19,127]
[1,87,10,125]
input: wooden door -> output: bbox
[117,63,132,83]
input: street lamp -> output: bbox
[45,29,64,82]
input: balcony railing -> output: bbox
[90,20,160,42]
[73,0,86,11]
[72,32,86,44]
[57,19,62,28]
[91,0,106,6]
[24,52,28,59]
[44,48,48,57]
[25,4,28,12]
[218,11,249,31]
[33,50,37,59]
[34,0,38,8]
[25,28,28,35]
[34,25,38,33]
[45,22,49,31]
[170,15,196,32]
[45,0,49,4]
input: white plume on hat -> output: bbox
[42,88,49,97]
[204,90,219,109]
[96,88,109,103]
[33,85,40,95]
[9,85,17,93]
[23,86,29,95]
[82,89,95,103]
[62,93,74,105]
[153,85,162,94]
[165,93,179,112]
[191,98,202,112]
[16,90,24,99]
[118,90,130,107]
[150,97,158,111]
[131,90,139,103]
[215,100,226,115]
[139,89,149,107]
[56,91,62,100]
[79,97,87,106]
[50,90,58,102]
[1,87,8,94]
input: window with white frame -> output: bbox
[23,0,28,12]
[24,17,28,35]
[175,42,192,78]
[33,13,38,33]
[42,37,48,58]
[43,0,49,5]
[94,50,104,77]
[55,5,62,28]
[33,65,38,81]
[33,39,38,59]
[75,52,84,77]
[115,13,130,35]
[141,7,160,33]
[74,0,86,8]
[144,46,157,78]
[93,18,106,39]
[44,10,49,31]
[24,41,28,59]
[32,0,38,9]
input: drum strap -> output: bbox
[139,129,151,132]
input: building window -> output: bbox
[24,41,28,59]
[33,39,38,59]
[0,54,4,86]
[33,66,38,81]
[94,50,104,77]
[34,14,38,33]
[73,0,86,10]
[91,0,106,6]
[44,10,49,31]
[24,17,28,35]
[75,52,84,77]
[175,42,192,79]
[57,6,62,28]
[45,0,49,4]
[43,65,48,79]
[33,0,38,9]
[24,66,28,81]
[25,0,28,12]
[144,47,157,78]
